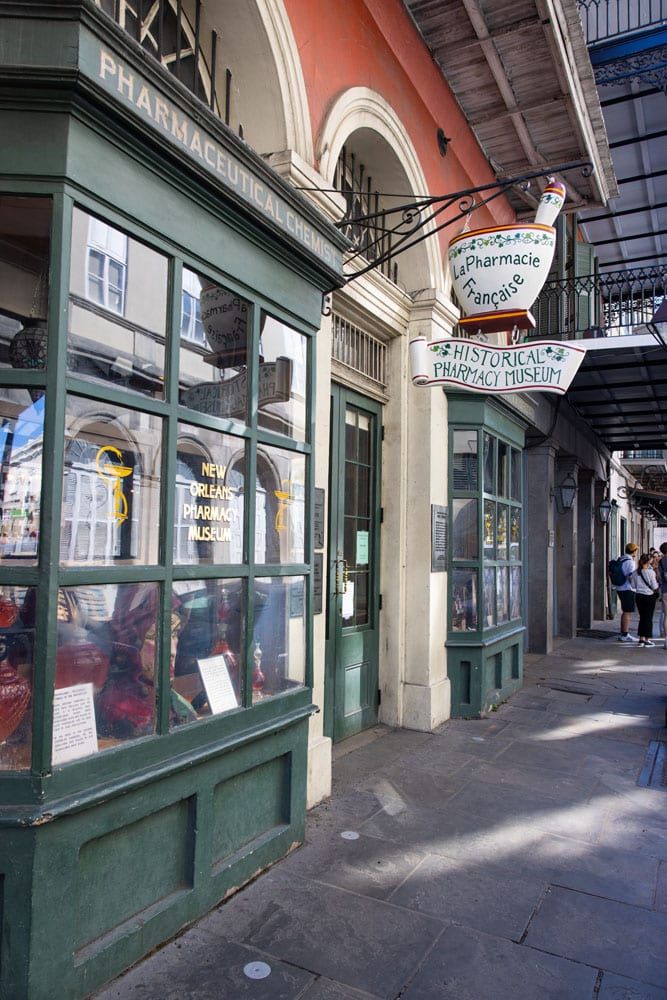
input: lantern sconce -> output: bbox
[552,472,578,512]
[598,495,612,524]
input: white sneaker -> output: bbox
[618,634,635,643]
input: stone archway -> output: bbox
[318,87,443,295]
[198,0,313,160]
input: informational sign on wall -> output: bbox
[431,505,448,572]
[52,683,99,765]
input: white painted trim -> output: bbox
[318,87,443,292]
[255,0,314,162]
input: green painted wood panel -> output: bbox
[75,797,195,949]
[212,754,290,870]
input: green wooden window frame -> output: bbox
[449,424,523,637]
[0,187,317,780]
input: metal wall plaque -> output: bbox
[313,552,323,615]
[313,488,325,550]
[431,504,448,572]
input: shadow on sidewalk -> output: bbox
[94,623,667,1000]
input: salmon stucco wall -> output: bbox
[284,0,516,244]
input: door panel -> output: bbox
[325,386,382,742]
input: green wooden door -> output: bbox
[326,386,382,742]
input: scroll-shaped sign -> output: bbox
[410,336,586,395]
[448,180,566,335]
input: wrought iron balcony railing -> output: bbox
[532,265,665,340]
[577,0,667,44]
[94,0,243,135]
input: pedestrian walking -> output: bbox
[657,542,667,648]
[612,542,639,642]
[634,552,659,647]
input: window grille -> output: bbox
[94,0,243,136]
[334,147,399,286]
[332,314,387,389]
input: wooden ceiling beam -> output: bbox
[469,95,567,128]
[442,15,544,52]
[460,0,545,170]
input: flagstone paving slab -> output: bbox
[278,830,427,900]
[528,834,660,907]
[596,808,667,859]
[401,924,597,1000]
[356,757,471,807]
[524,885,667,987]
[597,972,667,999]
[197,870,445,999]
[301,979,380,1000]
[387,852,547,941]
[453,757,600,802]
[493,739,589,774]
[94,932,315,1000]
[657,862,667,912]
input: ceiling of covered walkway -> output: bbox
[405,0,667,470]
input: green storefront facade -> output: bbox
[0,3,346,996]
[447,394,526,717]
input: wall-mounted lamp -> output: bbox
[598,496,612,524]
[437,127,450,157]
[552,472,578,512]
[647,298,667,349]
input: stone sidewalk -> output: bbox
[95,622,667,1000]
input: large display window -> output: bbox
[450,427,523,634]
[0,199,314,773]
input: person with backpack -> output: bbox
[609,542,639,642]
[657,542,667,649]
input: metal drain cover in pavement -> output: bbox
[637,741,667,789]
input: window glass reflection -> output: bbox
[255,446,305,564]
[0,195,52,372]
[175,425,245,565]
[171,579,244,726]
[452,498,478,560]
[53,583,159,764]
[61,397,162,566]
[484,567,496,628]
[68,208,168,398]
[257,314,307,441]
[252,577,305,703]
[510,566,522,620]
[510,447,522,500]
[483,500,495,560]
[179,270,251,421]
[452,570,477,632]
[510,508,521,561]
[498,440,509,498]
[452,430,478,491]
[497,566,509,624]
[497,505,508,561]
[0,585,35,771]
[484,433,496,494]
[0,390,43,565]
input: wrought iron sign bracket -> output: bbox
[310,160,594,304]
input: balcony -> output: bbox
[578,0,667,44]
[532,265,665,340]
